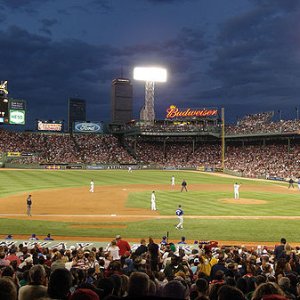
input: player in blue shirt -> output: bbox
[175,205,184,229]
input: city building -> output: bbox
[111,78,133,124]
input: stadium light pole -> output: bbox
[133,67,167,124]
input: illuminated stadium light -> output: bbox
[133,67,167,82]
[133,66,167,123]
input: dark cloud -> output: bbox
[206,1,300,114]
[0,26,122,124]
[0,0,53,10]
[39,18,58,36]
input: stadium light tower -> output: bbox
[133,67,167,124]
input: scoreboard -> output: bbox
[0,99,9,123]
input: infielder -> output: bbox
[171,175,175,187]
[26,194,32,216]
[151,191,156,211]
[234,182,240,200]
[90,179,94,193]
[175,205,184,229]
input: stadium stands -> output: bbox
[0,236,299,299]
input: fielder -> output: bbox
[171,175,175,187]
[151,191,156,210]
[234,182,240,200]
[175,205,184,229]
[298,179,300,191]
[90,179,94,193]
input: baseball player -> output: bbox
[128,166,132,173]
[26,195,32,216]
[175,205,184,229]
[234,182,240,200]
[171,175,175,187]
[151,191,157,211]
[90,179,94,193]
[298,179,300,191]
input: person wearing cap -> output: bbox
[160,236,168,245]
[175,205,184,230]
[29,234,39,241]
[5,234,13,239]
[181,179,188,192]
[44,233,54,241]
[115,235,131,257]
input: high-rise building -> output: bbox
[68,98,86,132]
[111,78,133,123]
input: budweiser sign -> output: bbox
[166,105,218,119]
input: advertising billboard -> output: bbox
[9,99,26,125]
[37,120,64,132]
[74,121,103,133]
[9,109,25,125]
[165,105,218,119]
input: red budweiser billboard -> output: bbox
[165,105,218,119]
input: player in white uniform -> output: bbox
[298,179,300,191]
[128,166,132,172]
[234,182,240,199]
[175,205,184,229]
[151,191,156,210]
[90,179,94,193]
[171,175,175,187]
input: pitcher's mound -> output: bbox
[220,198,267,205]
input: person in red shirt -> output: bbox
[115,235,131,257]
[6,248,21,266]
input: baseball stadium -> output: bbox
[2,101,300,299]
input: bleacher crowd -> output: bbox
[1,111,300,178]
[0,236,299,299]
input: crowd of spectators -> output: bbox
[226,112,300,135]
[225,144,300,178]
[0,130,135,165]
[0,236,300,299]
[1,119,300,178]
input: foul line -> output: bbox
[0,214,300,220]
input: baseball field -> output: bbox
[1,169,300,244]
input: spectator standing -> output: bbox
[274,238,287,261]
[115,235,131,257]
[26,195,32,216]
[147,237,160,272]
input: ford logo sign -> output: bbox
[75,122,101,132]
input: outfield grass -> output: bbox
[1,169,299,242]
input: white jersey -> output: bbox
[234,184,240,192]
[151,192,156,210]
[90,181,94,192]
[171,176,175,186]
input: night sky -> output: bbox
[1,0,300,128]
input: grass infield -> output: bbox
[0,169,299,243]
